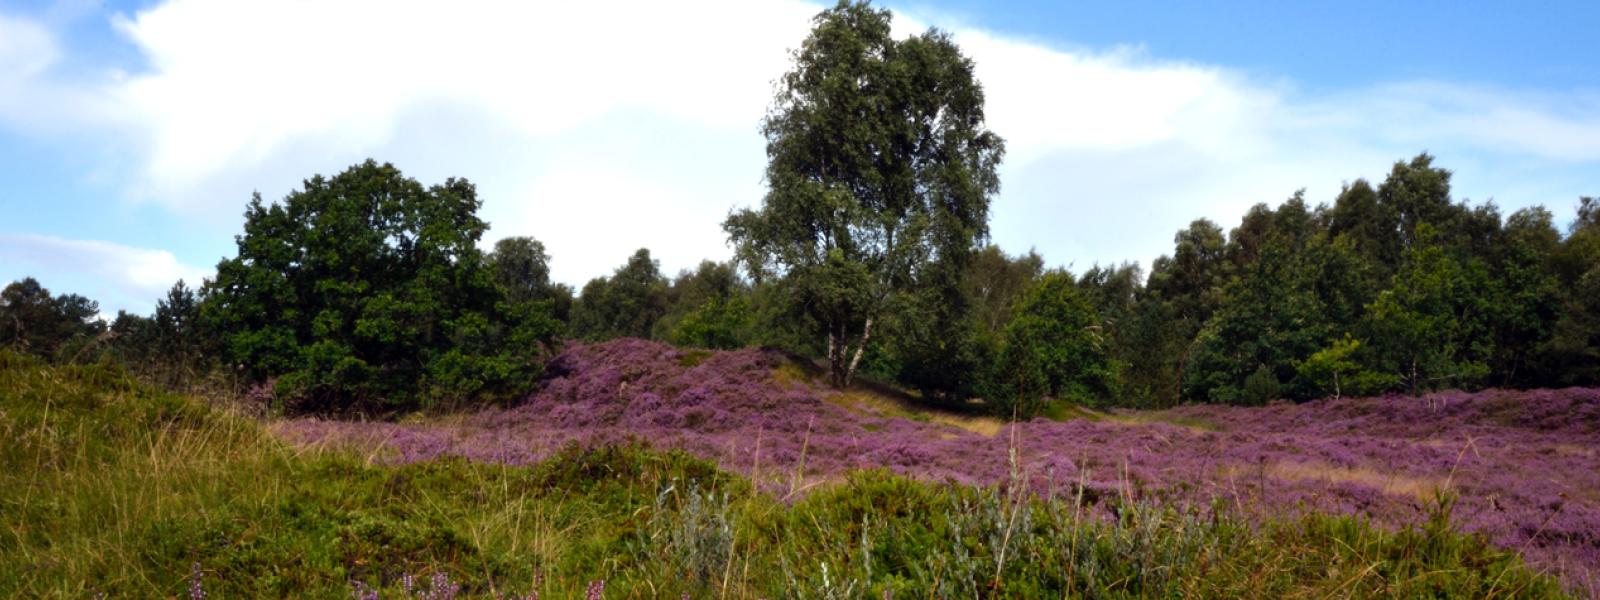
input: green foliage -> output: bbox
[1540,197,1600,384]
[1487,207,1563,385]
[1138,219,1230,406]
[1184,201,1328,404]
[1121,154,1598,405]
[489,236,574,322]
[989,272,1116,418]
[1366,225,1495,395]
[889,280,993,401]
[0,277,105,359]
[202,160,558,412]
[571,248,670,341]
[668,296,752,350]
[656,261,753,350]
[1295,335,1397,400]
[1379,153,1458,257]
[152,280,206,367]
[1239,364,1282,405]
[724,1,1004,388]
[966,245,1045,337]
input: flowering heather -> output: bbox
[189,562,204,600]
[277,338,1600,593]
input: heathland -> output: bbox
[3,347,1592,597]
[4,2,1600,598]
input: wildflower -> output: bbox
[187,562,205,600]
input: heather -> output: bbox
[282,338,1600,595]
[2,350,1575,598]
[3,4,1600,596]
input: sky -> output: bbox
[2,0,1598,316]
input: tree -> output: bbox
[1543,197,1600,384]
[1378,153,1457,254]
[1184,227,1324,404]
[149,280,210,381]
[1296,335,1395,400]
[570,248,669,341]
[0,277,105,359]
[1142,219,1229,404]
[658,261,752,350]
[1487,207,1562,385]
[988,272,1115,418]
[724,1,1004,388]
[1365,225,1495,395]
[1327,179,1391,268]
[203,160,560,412]
[890,260,991,400]
[489,236,573,322]
[965,245,1044,337]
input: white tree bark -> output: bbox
[843,317,874,388]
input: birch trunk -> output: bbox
[843,317,874,388]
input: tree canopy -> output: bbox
[989,272,1116,417]
[571,248,670,342]
[724,0,1004,388]
[0,277,103,359]
[203,160,559,413]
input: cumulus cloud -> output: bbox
[107,0,814,209]
[0,234,211,316]
[4,0,1599,286]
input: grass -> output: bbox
[774,353,1205,436]
[1101,410,1224,432]
[1264,461,1447,501]
[0,350,1574,598]
[824,388,1005,437]
[776,355,1008,436]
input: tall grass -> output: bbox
[0,351,1572,598]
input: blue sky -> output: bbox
[2,0,1598,315]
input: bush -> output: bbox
[1240,364,1282,405]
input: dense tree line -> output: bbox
[7,160,1597,419]
[5,2,1597,419]
[521,157,1600,417]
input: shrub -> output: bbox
[1240,364,1282,405]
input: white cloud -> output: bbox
[107,0,816,212]
[0,234,211,315]
[933,23,1600,270]
[4,1,1599,286]
[0,12,57,81]
[0,12,63,130]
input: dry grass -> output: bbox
[1101,410,1222,434]
[772,357,1006,437]
[825,388,1005,436]
[1263,461,1447,501]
